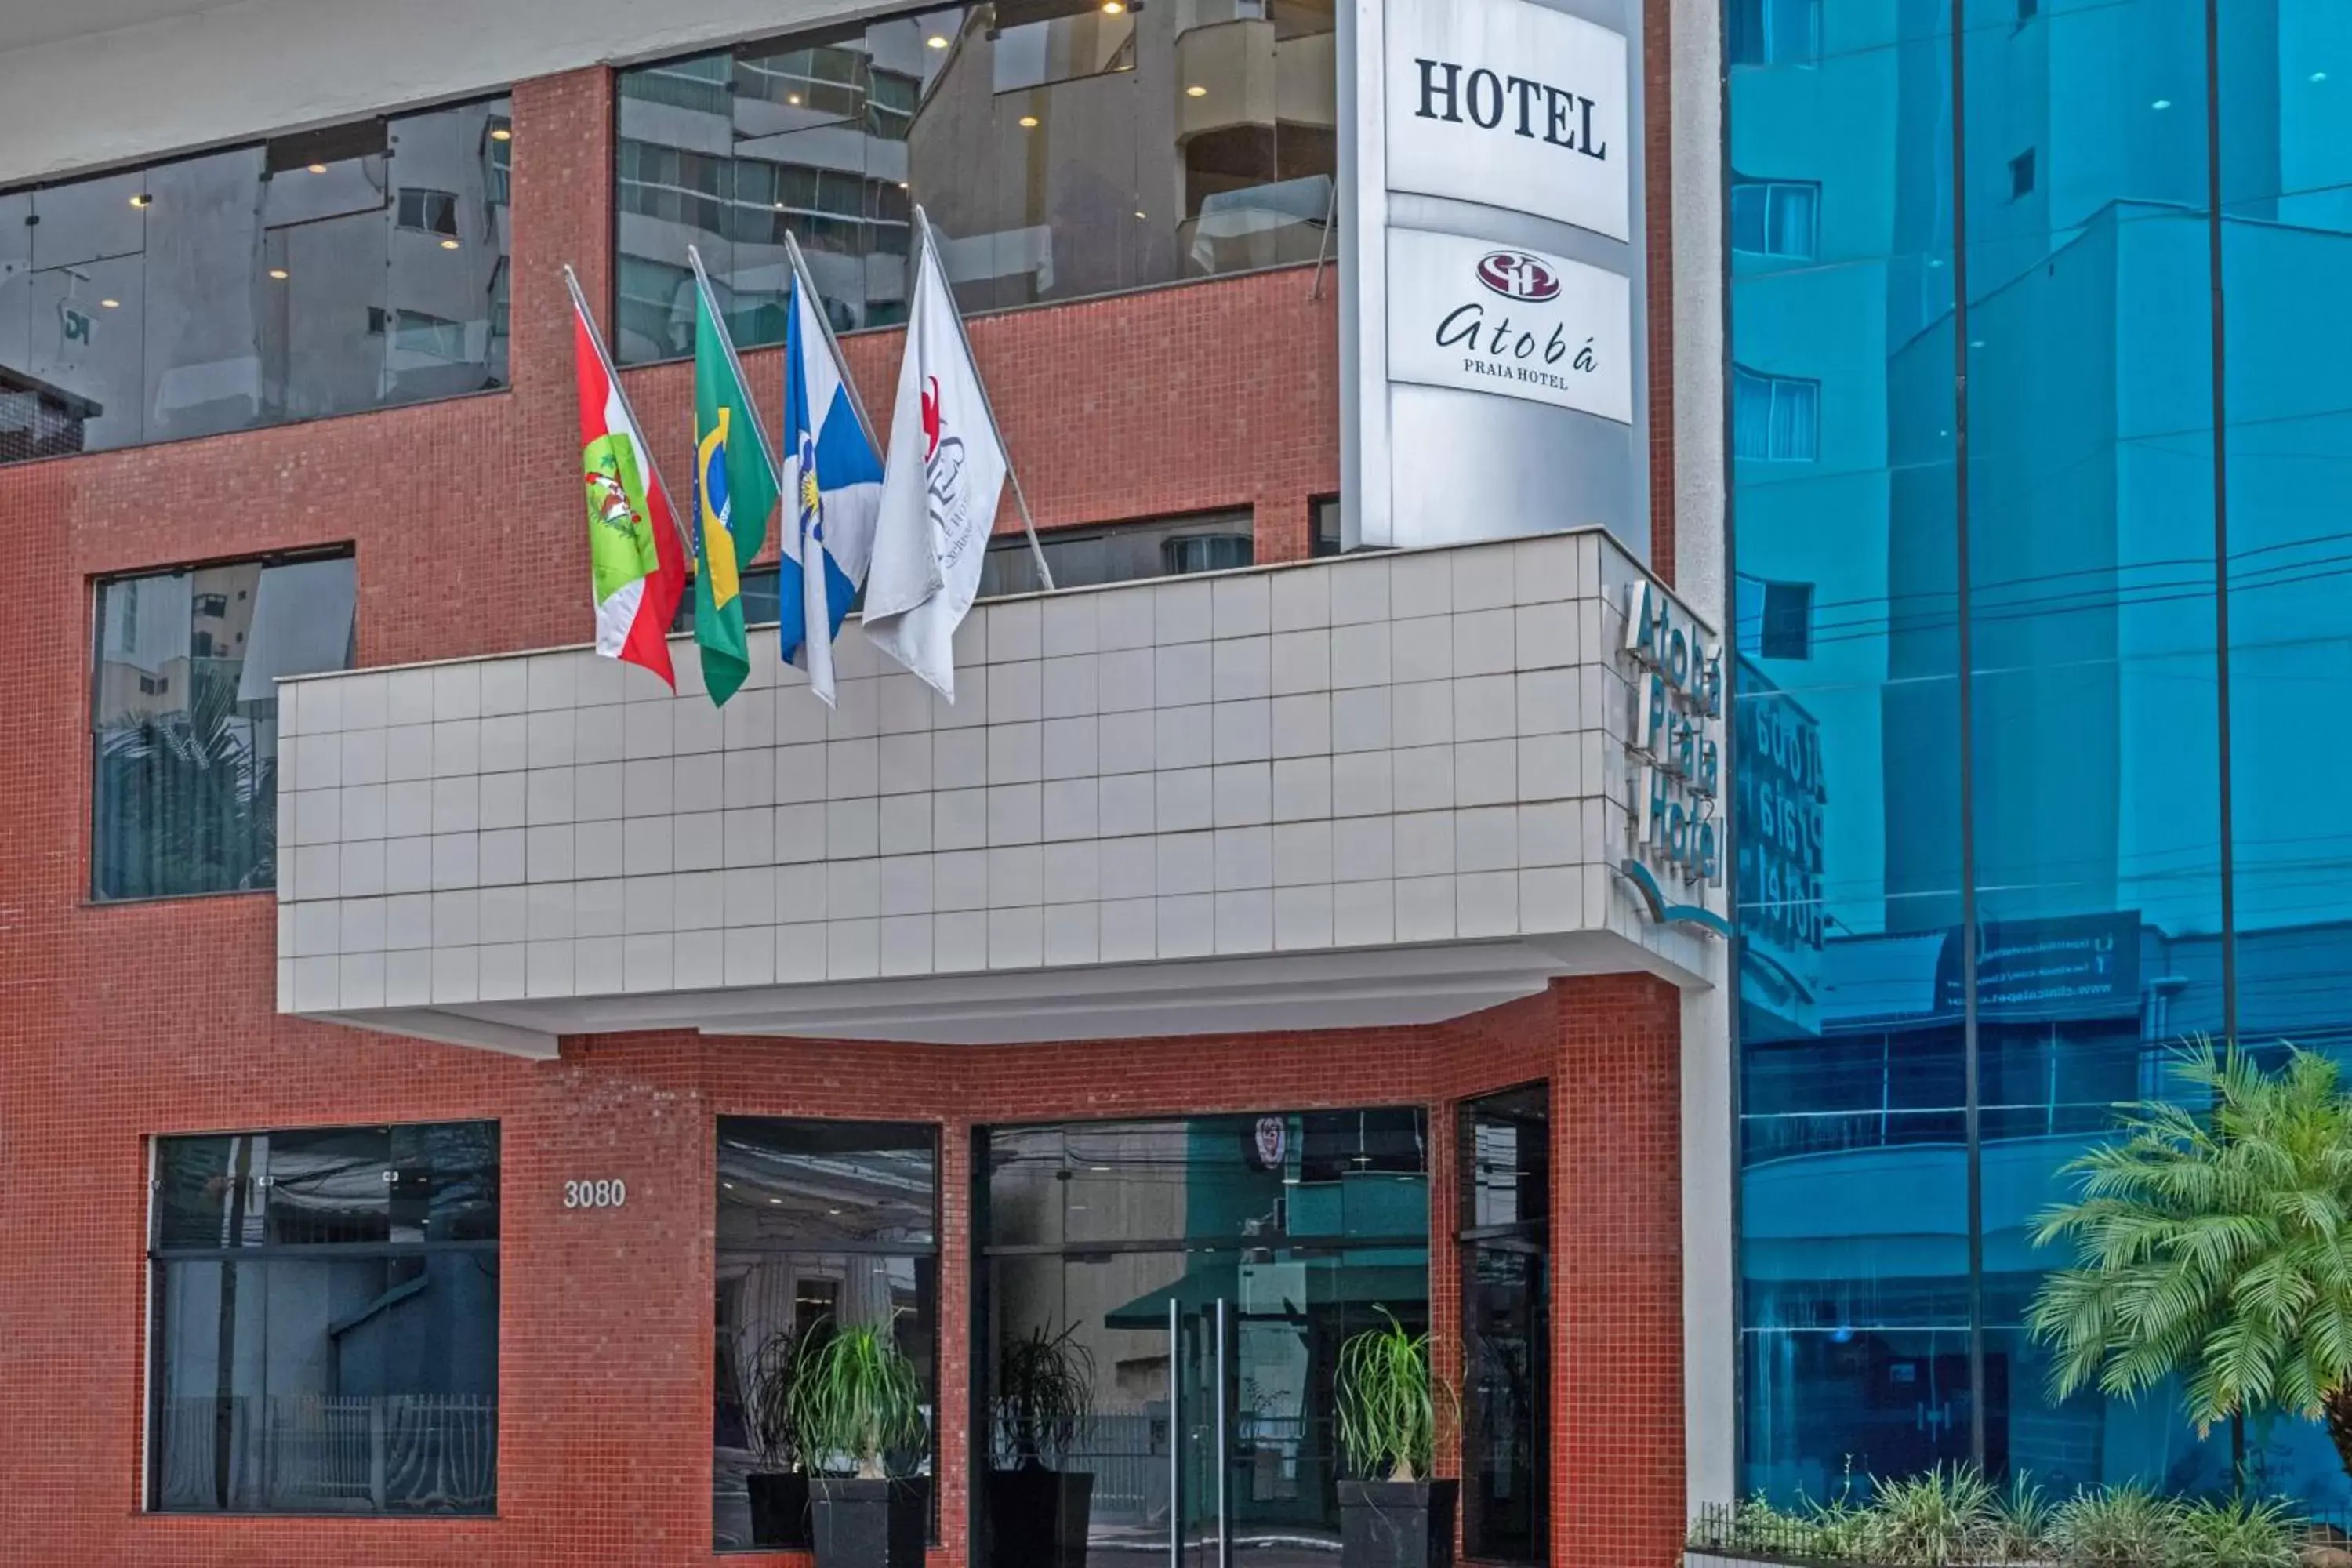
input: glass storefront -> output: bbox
[613,1,1338,364]
[1729,0,2352,1511]
[977,1110,1430,1568]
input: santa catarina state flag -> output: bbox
[573,289,687,688]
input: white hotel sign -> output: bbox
[1385,229,1633,424]
[1383,0,1631,241]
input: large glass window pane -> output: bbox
[713,1119,941,1552]
[1459,1086,1547,1564]
[92,550,355,899]
[148,1122,499,1516]
[1731,0,1964,1494]
[614,2,1337,364]
[1962,0,2225,1497]
[0,96,506,466]
[2220,0,2352,1512]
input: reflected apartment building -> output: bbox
[1730,0,2352,1511]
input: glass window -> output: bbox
[92,550,355,900]
[1459,1085,1548,1564]
[1727,0,1819,67]
[1732,366,1820,463]
[714,1119,940,1552]
[0,95,510,466]
[1735,573,1813,661]
[613,1,1339,363]
[974,510,1254,597]
[147,1122,499,1515]
[1731,179,1820,260]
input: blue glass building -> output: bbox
[1729,0,2352,1510]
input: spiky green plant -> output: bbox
[994,1322,1094,1469]
[2170,1496,2302,1568]
[1869,1465,1996,1566]
[742,1323,817,1472]
[2049,1483,2183,1568]
[784,1315,927,1480]
[1334,1308,1454,1484]
[2027,1039,2352,1485]
[1982,1472,2056,1564]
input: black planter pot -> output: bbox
[985,1462,1095,1568]
[746,1471,813,1548]
[811,1475,930,1568]
[1338,1479,1459,1568]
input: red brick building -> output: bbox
[0,2,1730,1563]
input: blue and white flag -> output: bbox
[778,272,884,706]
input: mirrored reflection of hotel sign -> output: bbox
[1621,580,1730,938]
[1735,660,1827,1030]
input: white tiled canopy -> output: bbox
[275,528,1719,1057]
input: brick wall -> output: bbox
[0,52,1688,1568]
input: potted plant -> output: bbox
[786,1315,930,1568]
[987,1323,1098,1568]
[1334,1310,1457,1568]
[741,1325,815,1548]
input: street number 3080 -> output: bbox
[564,1178,627,1209]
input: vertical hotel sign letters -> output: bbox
[1621,581,1730,937]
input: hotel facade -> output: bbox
[0,0,2343,1562]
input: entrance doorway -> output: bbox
[975,1110,1431,1568]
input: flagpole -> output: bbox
[563,263,695,568]
[913,206,1057,593]
[783,229,880,454]
[684,244,784,493]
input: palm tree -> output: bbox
[2027,1038,2352,1486]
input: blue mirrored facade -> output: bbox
[1730,0,2352,1508]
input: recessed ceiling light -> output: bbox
[1102,0,1125,12]
[2152,98,2172,110]
[100,298,119,308]
[1019,114,1040,128]
[2313,71,2330,83]
[927,33,948,48]
[306,162,328,175]
[491,125,513,140]
[440,238,460,249]
[1968,339,1985,349]
[129,194,150,208]
[898,180,909,189]
[788,94,802,105]
[1134,209,1147,220]
[268,267,289,280]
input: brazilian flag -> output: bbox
[691,274,779,706]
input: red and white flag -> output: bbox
[862,215,1010,701]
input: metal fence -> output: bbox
[154,1393,496,1513]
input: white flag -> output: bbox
[861,221,1008,702]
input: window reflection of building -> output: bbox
[91,552,355,899]
[1730,0,2352,1511]
[613,1,1335,365]
[0,96,510,466]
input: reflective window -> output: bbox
[0,96,510,464]
[92,550,355,899]
[613,2,1338,363]
[1726,0,1819,67]
[1730,178,1820,259]
[714,1119,939,1552]
[1731,366,1819,462]
[1734,574,1813,661]
[147,1122,500,1515]
[1459,1086,1547,1564]
[1730,0,2351,1514]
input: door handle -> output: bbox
[1215,1297,1232,1568]
[1169,1298,1182,1568]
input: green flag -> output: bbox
[690,269,780,706]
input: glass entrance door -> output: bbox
[978,1112,1431,1568]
